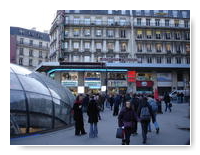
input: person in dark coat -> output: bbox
[137,97,155,144]
[87,96,99,138]
[113,94,121,116]
[130,94,140,134]
[82,94,89,112]
[163,92,171,112]
[73,95,87,136]
[118,100,138,145]
[109,94,114,111]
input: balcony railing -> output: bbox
[134,22,190,29]
[65,20,131,27]
[17,41,49,50]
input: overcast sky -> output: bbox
[9,9,57,33]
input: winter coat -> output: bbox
[164,94,171,103]
[87,99,99,123]
[114,95,121,107]
[131,97,140,112]
[118,107,138,127]
[73,101,83,121]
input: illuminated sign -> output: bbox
[127,71,136,82]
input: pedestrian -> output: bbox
[147,95,160,134]
[95,94,102,120]
[130,94,140,135]
[180,92,184,103]
[87,96,99,138]
[118,100,138,145]
[82,94,89,112]
[156,98,163,114]
[113,94,121,116]
[163,92,171,112]
[73,95,87,136]
[109,94,114,111]
[137,97,155,144]
[121,94,126,108]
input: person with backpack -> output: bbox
[147,95,160,134]
[118,100,138,145]
[137,97,155,144]
[87,96,99,138]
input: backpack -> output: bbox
[140,106,151,120]
[149,99,158,112]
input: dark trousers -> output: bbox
[141,120,150,142]
[113,106,119,116]
[122,127,132,145]
[165,102,171,112]
[132,121,138,133]
[75,120,86,135]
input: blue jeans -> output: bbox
[89,123,98,138]
[148,113,159,131]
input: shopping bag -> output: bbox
[116,127,124,139]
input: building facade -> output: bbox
[10,27,50,70]
[42,10,190,95]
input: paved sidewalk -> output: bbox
[10,102,190,145]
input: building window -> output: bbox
[73,28,80,36]
[107,29,114,37]
[65,16,69,24]
[73,42,79,49]
[96,18,102,25]
[155,19,160,26]
[39,51,42,58]
[96,29,102,36]
[74,17,80,25]
[173,10,178,18]
[156,30,161,39]
[182,11,187,18]
[147,57,152,63]
[137,57,142,63]
[29,59,33,66]
[108,18,114,25]
[107,42,114,51]
[84,18,90,25]
[84,56,91,62]
[121,10,126,15]
[84,42,90,49]
[29,49,33,57]
[39,42,42,48]
[145,10,150,16]
[165,19,170,27]
[137,43,142,52]
[165,31,171,39]
[65,29,69,37]
[19,48,23,55]
[38,60,42,65]
[136,10,141,16]
[108,10,113,14]
[119,19,126,26]
[186,44,190,54]
[174,19,179,27]
[185,32,190,40]
[146,19,151,26]
[64,42,68,49]
[156,57,162,63]
[19,58,23,65]
[184,20,189,28]
[137,30,142,39]
[156,43,162,52]
[84,28,90,36]
[166,44,171,53]
[176,57,182,64]
[73,56,80,62]
[96,42,102,50]
[29,40,33,46]
[146,30,152,39]
[147,43,152,52]
[137,18,141,26]
[20,38,24,44]
[186,57,190,64]
[175,31,181,40]
[176,44,181,53]
[120,29,126,38]
[167,57,171,64]
[121,42,127,52]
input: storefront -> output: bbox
[136,73,154,94]
[84,72,101,94]
[157,73,172,95]
[61,72,78,95]
[107,72,127,94]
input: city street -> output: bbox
[10,102,190,145]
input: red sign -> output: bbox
[127,71,136,82]
[136,81,154,87]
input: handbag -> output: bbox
[116,127,125,139]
